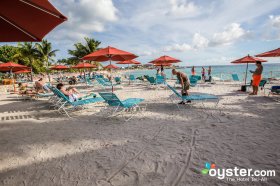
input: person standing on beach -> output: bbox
[208,66,212,76]
[249,61,263,95]
[191,66,195,75]
[201,67,205,81]
[172,69,190,104]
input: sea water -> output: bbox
[128,63,280,81]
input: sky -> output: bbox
[36,0,280,65]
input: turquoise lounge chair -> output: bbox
[114,77,121,84]
[99,92,145,120]
[129,75,136,81]
[96,78,119,89]
[189,77,198,87]
[232,74,240,82]
[51,88,104,117]
[166,84,219,109]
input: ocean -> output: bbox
[128,63,280,81]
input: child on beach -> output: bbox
[249,61,263,95]
[172,69,190,104]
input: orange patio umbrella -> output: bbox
[255,48,280,57]
[50,65,69,70]
[231,55,267,85]
[0,0,67,42]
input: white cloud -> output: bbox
[192,33,209,49]
[210,23,248,46]
[269,15,280,28]
[167,0,200,18]
[163,43,192,52]
[49,0,118,41]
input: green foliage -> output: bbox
[68,37,101,63]
[35,40,58,67]
[0,45,18,62]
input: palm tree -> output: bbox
[35,40,58,81]
[13,42,39,81]
[35,40,58,67]
[68,37,101,64]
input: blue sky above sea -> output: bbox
[4,0,280,66]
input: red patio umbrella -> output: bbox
[154,63,171,67]
[0,0,67,42]
[82,46,138,91]
[104,64,119,69]
[82,46,138,62]
[116,60,141,65]
[0,62,29,92]
[149,55,181,64]
[231,55,267,85]
[255,48,280,57]
[50,65,69,70]
[14,69,31,74]
[0,62,29,72]
[72,62,97,81]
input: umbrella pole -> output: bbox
[245,62,248,85]
[110,59,113,92]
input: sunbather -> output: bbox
[249,61,263,95]
[35,76,50,93]
[18,83,37,95]
[172,69,191,104]
[56,83,95,102]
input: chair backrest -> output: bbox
[147,76,156,84]
[99,92,123,107]
[232,74,239,81]
[115,77,121,83]
[96,78,105,85]
[52,88,73,104]
[166,84,182,98]
[259,80,267,87]
[129,75,135,80]
[156,75,165,84]
[189,77,198,86]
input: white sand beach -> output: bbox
[0,81,279,186]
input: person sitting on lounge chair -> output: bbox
[172,69,191,104]
[18,83,37,95]
[35,76,50,93]
[56,83,95,102]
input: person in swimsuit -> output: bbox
[191,66,195,76]
[172,69,191,104]
[249,61,263,95]
[201,67,205,81]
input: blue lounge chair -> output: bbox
[51,88,104,117]
[232,74,240,82]
[189,77,198,87]
[166,84,218,109]
[99,92,145,120]
[156,75,166,85]
[115,77,121,84]
[129,75,136,81]
[96,78,119,89]
[268,86,280,96]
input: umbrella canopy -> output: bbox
[50,65,69,70]
[255,48,280,57]
[14,69,31,74]
[154,63,171,67]
[82,46,138,62]
[0,0,67,42]
[0,62,29,72]
[104,64,119,69]
[230,55,267,85]
[149,55,181,64]
[231,55,267,64]
[116,60,141,65]
[72,62,97,69]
